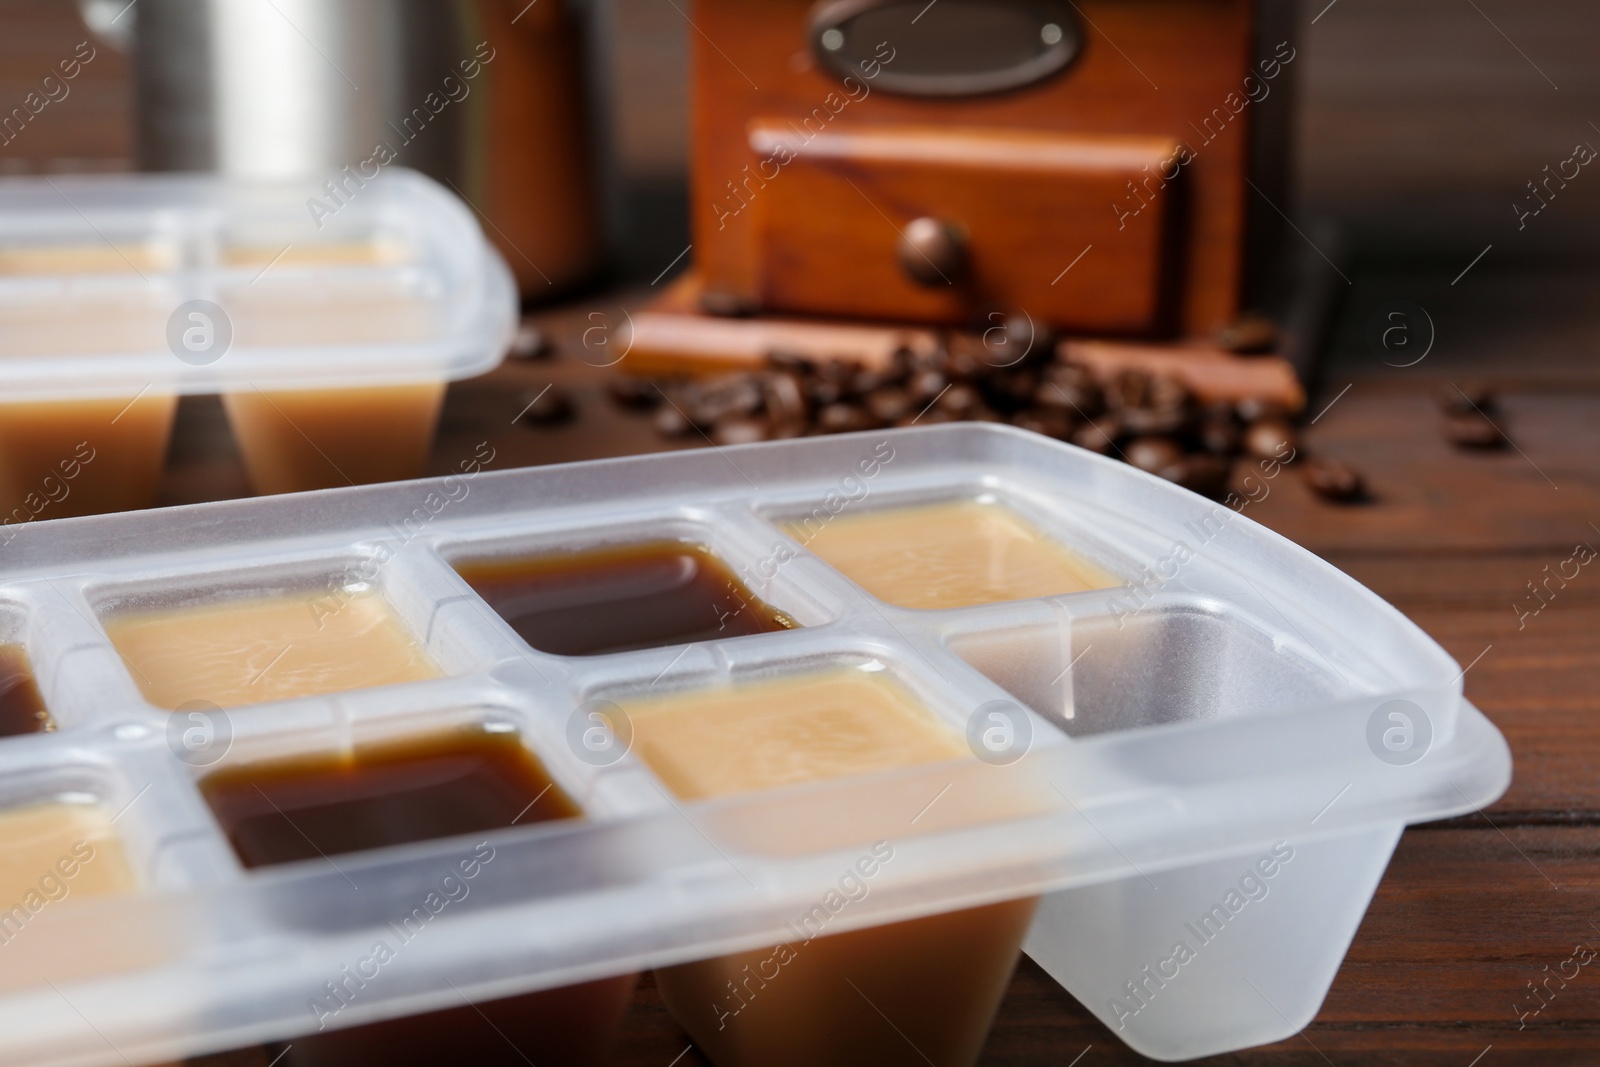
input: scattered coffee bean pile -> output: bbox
[604,329,1369,504]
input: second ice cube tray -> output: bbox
[0,168,515,505]
[0,424,1508,1064]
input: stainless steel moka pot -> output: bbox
[80,0,603,294]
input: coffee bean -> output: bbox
[1236,397,1293,424]
[1032,381,1071,411]
[1216,312,1277,354]
[1437,380,1496,417]
[762,373,809,424]
[606,375,660,410]
[1172,454,1231,497]
[1118,369,1192,433]
[866,387,914,424]
[943,343,986,381]
[517,386,573,426]
[509,322,551,359]
[817,403,877,434]
[1038,368,1104,416]
[898,408,955,427]
[1125,435,1185,474]
[938,383,984,417]
[1042,362,1095,388]
[654,403,693,437]
[1149,373,1192,410]
[1198,416,1240,455]
[989,313,1053,368]
[1443,412,1506,449]
[1047,356,1096,391]
[908,368,949,403]
[1012,408,1075,441]
[1106,369,1155,411]
[851,368,893,395]
[767,350,817,378]
[1121,406,1190,436]
[909,341,949,373]
[1302,456,1365,502]
[1075,422,1113,454]
[807,378,845,406]
[816,359,860,386]
[1002,313,1033,350]
[689,375,763,426]
[1243,418,1298,461]
[712,416,770,446]
[985,368,1040,412]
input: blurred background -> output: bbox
[3,0,1596,501]
[10,0,1600,268]
[9,0,1600,271]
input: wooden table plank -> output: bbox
[1241,389,1600,554]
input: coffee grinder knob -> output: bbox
[898,217,967,287]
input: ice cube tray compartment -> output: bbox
[3,176,414,277]
[760,480,1133,602]
[0,426,1464,799]
[0,170,514,400]
[0,424,1509,1067]
[0,744,185,895]
[0,423,1470,870]
[0,458,1089,898]
[945,595,1355,739]
[0,279,179,362]
[434,506,852,641]
[1063,599,1354,732]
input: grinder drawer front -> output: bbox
[748,122,1182,334]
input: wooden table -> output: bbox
[150,261,1600,1065]
[11,4,1598,1058]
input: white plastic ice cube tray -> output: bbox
[0,424,1509,1065]
[0,168,515,399]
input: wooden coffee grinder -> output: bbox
[629,0,1311,409]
